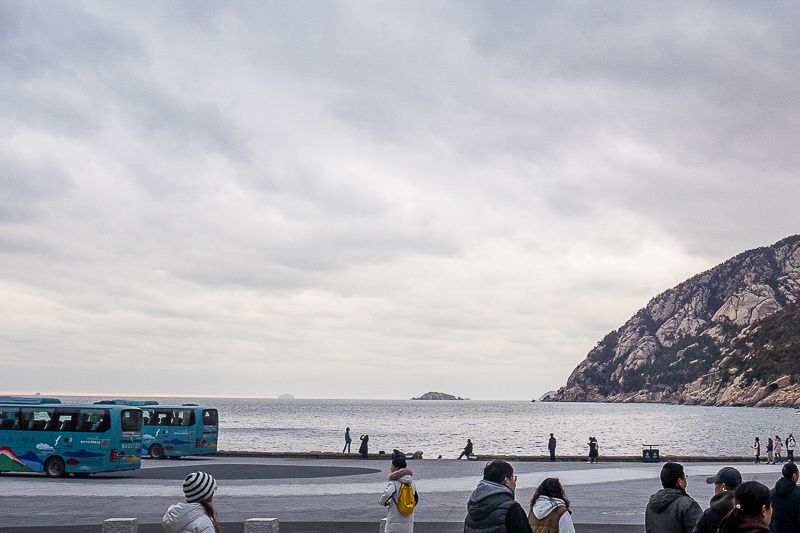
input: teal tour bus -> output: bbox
[0,396,142,477]
[95,400,218,459]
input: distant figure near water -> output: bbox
[587,437,598,463]
[788,433,796,463]
[459,439,473,460]
[548,433,557,462]
[359,434,369,459]
[753,437,761,464]
[343,427,352,453]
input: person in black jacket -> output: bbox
[693,467,741,533]
[464,460,532,533]
[771,462,800,533]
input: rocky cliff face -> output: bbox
[552,235,800,407]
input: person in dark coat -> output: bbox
[464,460,532,533]
[645,462,702,533]
[693,466,741,533]
[548,434,557,462]
[718,481,772,533]
[459,439,474,460]
[359,434,369,459]
[587,437,598,463]
[770,462,800,533]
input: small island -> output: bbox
[411,391,468,400]
[278,394,295,400]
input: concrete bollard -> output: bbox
[102,518,138,533]
[380,517,387,532]
[244,518,280,532]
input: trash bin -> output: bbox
[642,446,659,463]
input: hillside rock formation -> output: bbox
[552,235,800,407]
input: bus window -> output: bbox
[51,409,81,432]
[0,406,18,430]
[76,408,111,433]
[172,409,194,427]
[153,410,172,426]
[202,409,218,426]
[141,409,155,426]
[121,409,142,434]
[19,407,54,431]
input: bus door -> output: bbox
[201,409,218,452]
[170,409,195,455]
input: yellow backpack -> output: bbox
[396,482,416,515]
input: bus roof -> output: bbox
[94,400,160,406]
[0,396,62,405]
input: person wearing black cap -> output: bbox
[770,462,800,533]
[162,471,220,533]
[692,467,742,533]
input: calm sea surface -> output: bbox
[61,397,799,458]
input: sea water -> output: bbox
[60,396,799,458]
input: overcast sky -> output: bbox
[2,2,799,400]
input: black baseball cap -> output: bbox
[705,467,742,487]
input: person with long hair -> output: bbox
[162,471,221,533]
[528,477,575,533]
[717,480,771,533]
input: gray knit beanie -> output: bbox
[183,471,217,503]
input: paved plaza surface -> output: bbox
[0,455,788,532]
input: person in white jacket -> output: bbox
[379,456,418,533]
[527,477,576,533]
[162,471,220,533]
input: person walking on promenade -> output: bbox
[528,477,575,533]
[548,434,557,462]
[459,439,473,460]
[464,460,533,533]
[359,434,370,459]
[343,427,352,453]
[776,436,784,463]
[717,481,772,533]
[788,433,796,463]
[753,437,761,464]
[587,437,598,463]
[770,462,800,533]
[645,462,702,533]
[162,471,220,533]
[379,455,418,533]
[767,438,775,464]
[692,466,741,533]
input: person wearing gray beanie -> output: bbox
[162,471,220,533]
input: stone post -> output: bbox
[102,518,138,533]
[244,518,280,532]
[380,517,387,532]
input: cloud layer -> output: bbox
[1,2,799,399]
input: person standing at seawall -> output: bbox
[776,436,784,463]
[343,427,352,453]
[788,433,796,463]
[770,462,800,533]
[459,439,474,460]
[645,462,702,533]
[359,434,370,459]
[767,438,775,465]
[464,460,532,533]
[548,434,557,462]
[379,455,418,533]
[753,437,761,464]
[692,466,741,533]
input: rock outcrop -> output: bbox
[553,235,800,407]
[411,392,467,400]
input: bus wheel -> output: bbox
[44,457,66,478]
[149,444,165,459]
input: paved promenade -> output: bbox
[0,455,787,532]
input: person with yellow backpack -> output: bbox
[379,455,419,532]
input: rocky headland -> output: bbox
[551,235,800,407]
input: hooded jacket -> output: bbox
[528,496,575,533]
[464,480,532,533]
[770,476,800,533]
[162,502,215,533]
[379,468,417,533]
[721,515,770,533]
[645,487,703,533]
[692,489,734,533]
